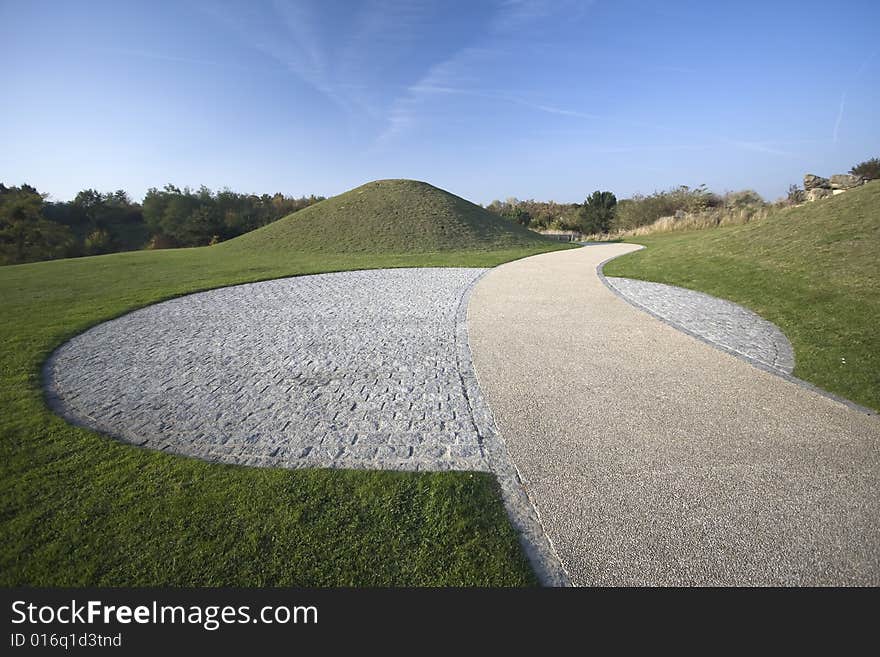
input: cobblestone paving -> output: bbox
[45,268,492,471]
[605,276,795,373]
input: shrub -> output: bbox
[850,157,880,181]
[787,184,805,205]
[612,185,719,231]
[583,186,769,241]
[723,189,764,209]
[84,229,113,255]
[485,197,580,231]
[147,234,176,250]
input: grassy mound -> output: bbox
[224,179,553,254]
[604,181,880,411]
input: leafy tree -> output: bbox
[2,182,323,262]
[850,157,880,181]
[510,206,532,226]
[72,189,105,228]
[67,188,143,250]
[486,198,533,227]
[0,184,75,264]
[486,197,580,230]
[181,204,222,245]
[142,185,201,246]
[579,190,617,234]
[143,185,324,248]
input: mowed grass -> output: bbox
[603,181,880,411]
[227,179,547,255]
[1,181,571,586]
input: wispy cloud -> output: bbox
[400,84,604,120]
[492,0,592,32]
[377,73,677,146]
[198,1,335,104]
[250,0,354,112]
[832,92,846,143]
[90,46,250,71]
[376,0,597,145]
[268,0,326,85]
[375,46,492,143]
[831,49,876,144]
[854,49,878,79]
[200,0,432,120]
[529,104,604,120]
[723,139,792,156]
[201,1,604,145]
[491,0,556,31]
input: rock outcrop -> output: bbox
[800,171,863,203]
[829,173,863,190]
[804,174,830,190]
[806,188,832,202]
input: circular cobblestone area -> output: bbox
[605,276,795,373]
[45,268,491,471]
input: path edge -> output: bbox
[455,270,572,588]
[595,245,877,418]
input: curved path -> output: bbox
[467,243,880,585]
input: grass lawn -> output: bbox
[228,179,547,255]
[0,241,568,586]
[603,181,880,411]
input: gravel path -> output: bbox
[467,244,880,586]
[46,268,491,471]
[605,276,795,374]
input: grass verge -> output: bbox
[603,182,880,411]
[0,243,568,585]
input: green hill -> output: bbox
[222,179,554,254]
[604,180,880,410]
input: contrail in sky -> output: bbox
[833,92,846,143]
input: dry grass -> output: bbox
[585,205,771,241]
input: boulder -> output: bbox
[829,173,863,190]
[804,173,830,190]
[806,188,832,202]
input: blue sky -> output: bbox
[2,0,878,204]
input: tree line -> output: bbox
[485,191,619,234]
[486,186,765,236]
[4,157,875,265]
[0,184,324,265]
[485,156,878,236]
